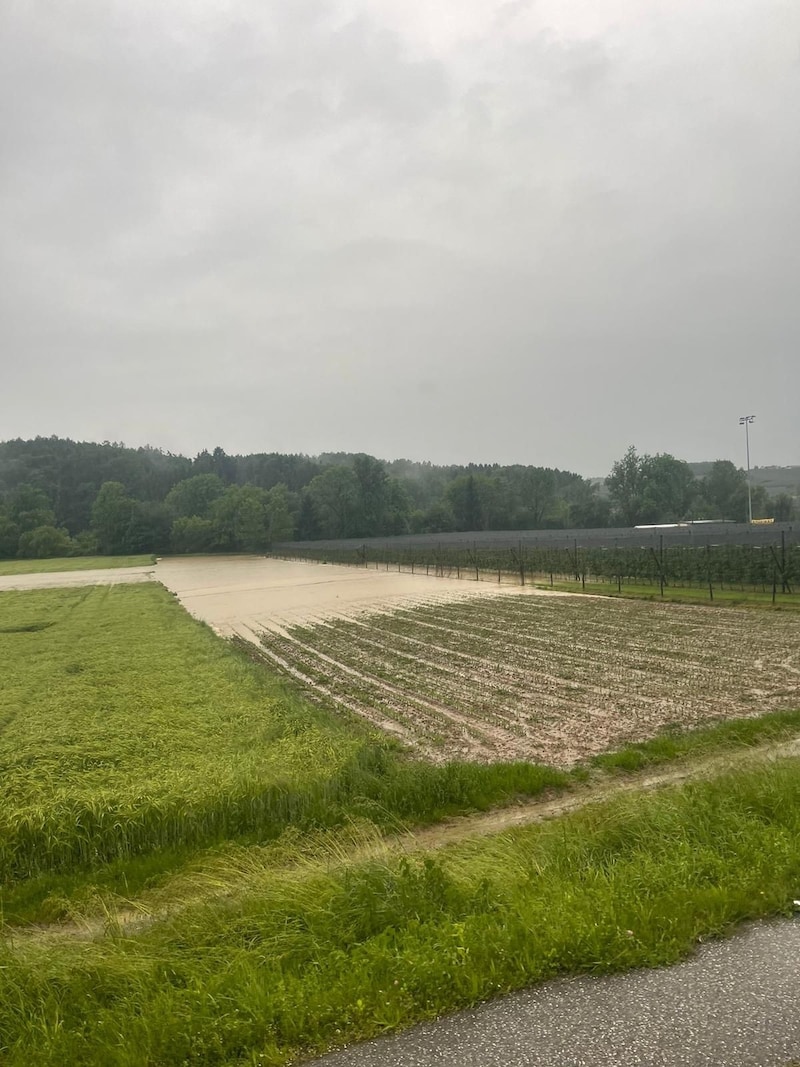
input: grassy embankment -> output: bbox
[0,554,155,576]
[0,583,562,922]
[2,759,800,1065]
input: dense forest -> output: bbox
[0,437,796,559]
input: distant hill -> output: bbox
[689,464,800,497]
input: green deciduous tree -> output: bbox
[91,482,135,554]
[171,516,216,554]
[522,468,556,527]
[0,510,20,558]
[165,474,225,519]
[606,446,644,526]
[16,525,73,558]
[419,500,456,533]
[306,467,359,539]
[211,486,269,552]
[447,474,485,531]
[125,501,172,554]
[639,454,696,522]
[607,448,697,525]
[8,484,56,533]
[296,491,321,540]
[352,455,388,536]
[772,493,797,522]
[382,479,412,535]
[266,484,295,543]
[695,460,769,521]
[563,481,611,528]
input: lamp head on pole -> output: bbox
[739,414,756,426]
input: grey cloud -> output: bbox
[1,0,798,473]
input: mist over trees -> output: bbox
[0,436,795,559]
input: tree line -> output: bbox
[0,437,795,559]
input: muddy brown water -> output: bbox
[154,555,566,635]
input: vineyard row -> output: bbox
[270,535,798,599]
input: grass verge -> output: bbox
[0,554,155,576]
[2,758,800,1065]
[592,708,800,773]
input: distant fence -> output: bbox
[271,523,799,602]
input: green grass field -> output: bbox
[0,583,563,918]
[0,554,155,576]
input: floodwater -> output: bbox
[155,555,547,637]
[0,564,156,592]
[0,555,558,637]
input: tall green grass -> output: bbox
[592,707,800,773]
[0,554,155,576]
[0,584,564,888]
[2,759,799,1065]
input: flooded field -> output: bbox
[252,592,800,765]
[157,557,800,767]
[155,555,555,635]
[10,555,798,767]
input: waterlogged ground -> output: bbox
[155,555,554,631]
[0,563,156,590]
[7,556,799,766]
[154,557,800,767]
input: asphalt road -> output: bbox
[313,918,800,1067]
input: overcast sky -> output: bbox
[1,0,798,475]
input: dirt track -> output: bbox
[8,734,800,944]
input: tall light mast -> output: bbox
[738,415,755,523]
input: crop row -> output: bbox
[258,594,800,766]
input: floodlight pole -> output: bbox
[739,415,755,524]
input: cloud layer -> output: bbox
[2,0,798,472]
